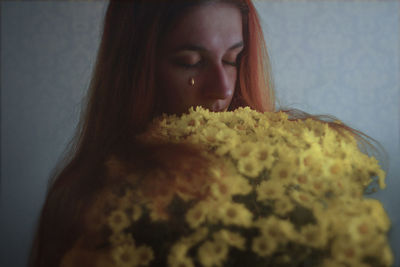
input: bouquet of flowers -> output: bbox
[61,107,393,267]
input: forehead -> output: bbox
[163,3,243,52]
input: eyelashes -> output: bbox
[176,61,202,69]
[223,60,238,67]
[175,59,239,69]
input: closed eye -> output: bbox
[223,60,238,67]
[176,60,203,69]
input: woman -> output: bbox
[29,0,384,266]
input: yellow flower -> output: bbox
[269,158,297,184]
[111,244,138,267]
[255,216,296,244]
[135,245,154,266]
[213,230,246,250]
[179,112,204,130]
[363,198,390,231]
[254,143,275,169]
[331,237,362,265]
[217,202,252,227]
[306,177,330,197]
[181,227,209,246]
[298,143,324,175]
[200,127,220,145]
[228,174,252,195]
[381,244,394,267]
[197,240,229,267]
[215,127,239,143]
[256,180,285,201]
[168,242,190,264]
[251,235,277,257]
[237,156,264,178]
[215,142,235,156]
[347,216,375,242]
[167,228,209,267]
[107,210,130,233]
[290,190,315,208]
[209,162,251,199]
[186,202,208,229]
[230,141,258,160]
[273,198,295,216]
[210,175,251,200]
[357,234,393,266]
[298,224,328,248]
[321,158,350,179]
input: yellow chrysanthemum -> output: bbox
[209,162,251,199]
[213,230,246,250]
[251,235,277,257]
[237,156,264,178]
[230,141,258,160]
[347,216,375,242]
[256,180,285,201]
[331,237,362,265]
[215,127,239,143]
[273,198,295,216]
[186,202,208,229]
[305,177,331,197]
[254,143,276,169]
[135,245,154,266]
[178,112,204,130]
[197,240,229,267]
[290,190,316,208]
[111,244,138,267]
[298,143,324,175]
[298,223,328,248]
[269,158,297,184]
[357,234,393,266]
[217,202,252,227]
[181,227,209,246]
[228,174,252,195]
[107,210,130,233]
[200,127,220,145]
[363,198,390,231]
[168,242,190,264]
[255,216,296,244]
[210,175,251,200]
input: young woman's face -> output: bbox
[157,3,244,114]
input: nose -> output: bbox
[202,63,235,100]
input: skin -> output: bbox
[157,2,244,115]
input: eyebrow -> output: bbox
[173,41,244,53]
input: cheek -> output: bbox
[157,64,197,112]
[158,65,181,98]
[229,68,238,88]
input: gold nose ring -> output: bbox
[189,77,195,87]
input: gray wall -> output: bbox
[1,1,399,266]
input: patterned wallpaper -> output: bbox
[1,1,399,266]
